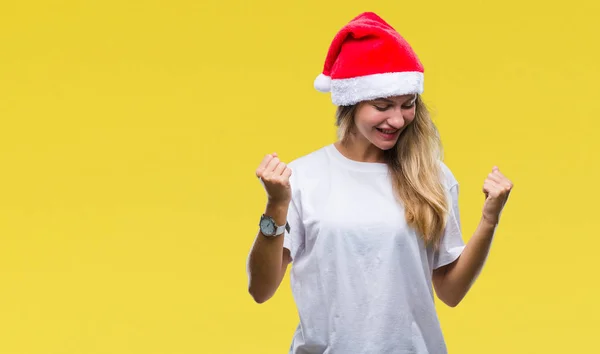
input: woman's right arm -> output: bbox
[246,201,292,304]
[246,153,293,304]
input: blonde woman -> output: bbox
[247,12,513,354]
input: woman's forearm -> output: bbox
[246,201,291,304]
[435,216,497,306]
[435,166,513,307]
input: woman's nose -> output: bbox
[387,112,405,129]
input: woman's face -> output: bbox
[352,94,417,151]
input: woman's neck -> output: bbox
[334,137,384,163]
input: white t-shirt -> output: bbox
[282,143,465,354]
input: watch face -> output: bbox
[260,217,275,236]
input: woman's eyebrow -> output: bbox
[374,98,394,104]
[372,95,417,105]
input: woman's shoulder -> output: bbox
[287,144,332,170]
[438,160,459,189]
[286,144,333,191]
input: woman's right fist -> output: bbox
[256,153,292,205]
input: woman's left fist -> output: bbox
[482,166,513,225]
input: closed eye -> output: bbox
[373,104,392,111]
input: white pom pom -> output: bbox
[314,73,331,92]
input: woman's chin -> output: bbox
[373,140,397,151]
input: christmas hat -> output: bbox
[314,12,424,106]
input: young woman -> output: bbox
[246,12,513,354]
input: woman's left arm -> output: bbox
[432,166,513,307]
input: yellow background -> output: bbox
[1,0,598,353]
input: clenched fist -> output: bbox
[256,153,292,205]
[482,166,513,225]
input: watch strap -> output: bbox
[275,222,291,236]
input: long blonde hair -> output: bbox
[335,95,448,249]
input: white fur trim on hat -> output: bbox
[330,71,424,106]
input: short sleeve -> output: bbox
[433,163,466,269]
[282,170,305,262]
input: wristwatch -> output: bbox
[259,214,291,237]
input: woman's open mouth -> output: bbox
[376,128,399,140]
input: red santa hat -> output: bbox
[314,12,424,106]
